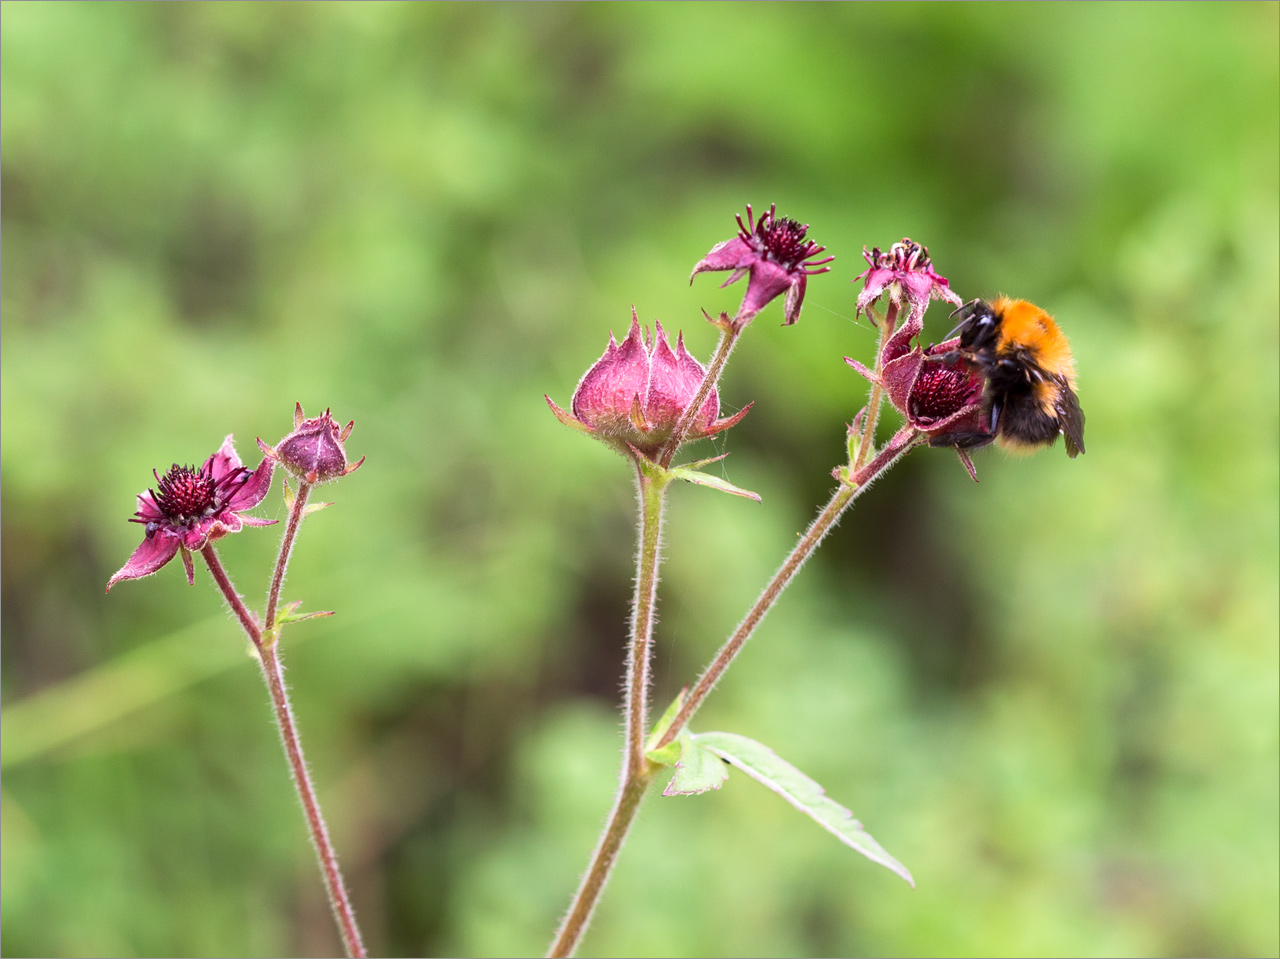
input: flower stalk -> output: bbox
[548,457,669,958]
[852,301,898,474]
[657,323,740,468]
[200,523,365,958]
[266,480,312,634]
[652,426,922,753]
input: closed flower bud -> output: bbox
[546,310,751,460]
[259,403,365,485]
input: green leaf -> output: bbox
[662,733,729,796]
[668,466,761,502]
[303,500,332,516]
[282,479,295,510]
[644,687,686,765]
[693,731,914,886]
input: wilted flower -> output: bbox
[855,238,962,318]
[107,436,275,591]
[547,310,751,459]
[259,404,365,485]
[691,203,834,327]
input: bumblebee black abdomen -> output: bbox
[996,394,1062,450]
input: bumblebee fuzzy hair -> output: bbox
[942,297,1085,458]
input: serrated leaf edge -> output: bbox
[694,731,914,886]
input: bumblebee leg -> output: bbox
[989,398,1002,434]
[929,432,995,451]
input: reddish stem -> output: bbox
[655,430,923,752]
[200,545,366,958]
[657,323,742,468]
[266,480,312,631]
[547,461,668,957]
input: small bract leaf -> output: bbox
[303,501,333,515]
[282,479,296,510]
[668,467,761,502]
[680,452,729,471]
[693,731,914,886]
[663,733,729,796]
[645,687,687,765]
[276,602,336,626]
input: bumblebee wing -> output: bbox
[1055,379,1086,458]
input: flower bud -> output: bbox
[546,311,751,460]
[259,403,365,485]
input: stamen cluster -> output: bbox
[147,463,239,526]
[691,203,834,326]
[738,206,829,273]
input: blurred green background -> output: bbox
[3,3,1277,956]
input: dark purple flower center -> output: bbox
[909,363,977,423]
[148,463,245,526]
[736,205,828,273]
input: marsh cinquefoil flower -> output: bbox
[847,310,989,478]
[691,203,834,327]
[546,310,751,460]
[106,436,275,591]
[855,238,962,318]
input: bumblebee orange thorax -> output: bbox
[991,297,1076,385]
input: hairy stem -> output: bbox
[257,635,366,959]
[546,770,653,958]
[548,461,667,957]
[266,479,312,632]
[657,324,741,468]
[853,301,899,473]
[654,429,922,751]
[200,545,366,958]
[625,464,668,774]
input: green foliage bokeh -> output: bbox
[2,3,1277,956]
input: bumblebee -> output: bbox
[944,297,1085,458]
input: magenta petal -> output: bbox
[134,490,164,521]
[106,530,182,591]
[932,275,963,307]
[882,311,924,367]
[240,515,278,527]
[691,237,752,281]
[737,260,793,320]
[881,349,925,412]
[182,518,217,550]
[572,313,652,430]
[227,456,275,511]
[209,434,244,482]
[923,401,985,437]
[218,513,244,535]
[855,269,893,315]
